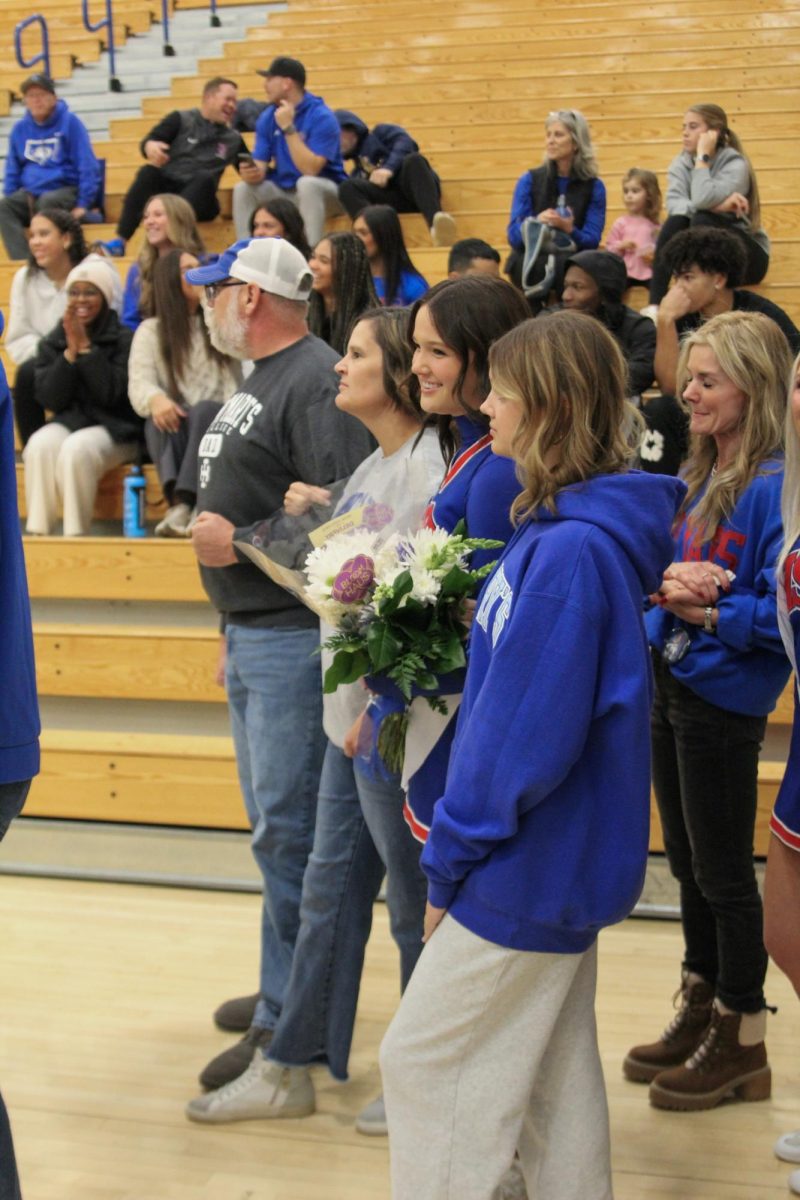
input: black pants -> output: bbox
[649,211,770,304]
[650,653,768,1011]
[338,153,442,226]
[144,400,221,504]
[117,165,221,240]
[12,359,44,448]
[638,393,689,476]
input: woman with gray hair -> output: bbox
[505,108,606,301]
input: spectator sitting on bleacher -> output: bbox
[307,231,378,354]
[0,74,101,261]
[103,78,247,257]
[447,238,501,278]
[646,103,770,312]
[120,194,206,331]
[249,197,311,259]
[353,204,428,306]
[506,109,606,303]
[22,257,141,537]
[232,57,344,247]
[6,208,88,447]
[551,250,656,400]
[640,226,799,477]
[128,249,241,537]
[335,109,456,248]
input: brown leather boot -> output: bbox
[649,1006,771,1111]
[623,975,714,1083]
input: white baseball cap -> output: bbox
[185,237,313,301]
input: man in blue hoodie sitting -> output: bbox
[0,74,100,260]
[335,109,456,247]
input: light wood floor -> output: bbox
[1,876,799,1199]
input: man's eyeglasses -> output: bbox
[204,278,246,304]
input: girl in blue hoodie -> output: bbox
[380,310,684,1200]
[626,311,791,1114]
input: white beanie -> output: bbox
[66,256,123,312]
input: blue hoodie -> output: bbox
[334,109,420,178]
[646,461,790,716]
[421,470,685,953]
[0,311,40,784]
[4,99,100,209]
[253,92,344,189]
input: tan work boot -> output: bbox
[623,974,714,1084]
[649,1003,771,1111]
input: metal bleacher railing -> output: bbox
[81,0,122,90]
[14,13,51,79]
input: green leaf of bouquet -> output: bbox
[439,563,476,597]
[429,634,467,674]
[451,518,467,537]
[376,569,414,616]
[367,623,403,672]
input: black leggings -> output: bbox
[649,211,770,304]
[117,165,221,240]
[338,153,442,226]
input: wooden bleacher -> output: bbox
[4,0,799,846]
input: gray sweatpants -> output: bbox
[380,914,613,1200]
[232,175,342,245]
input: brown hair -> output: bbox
[136,194,205,319]
[622,168,662,224]
[687,103,762,231]
[488,311,640,522]
[152,248,229,403]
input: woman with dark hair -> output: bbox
[23,257,141,536]
[647,103,770,308]
[380,310,682,1199]
[353,203,428,306]
[506,109,606,301]
[625,311,791,1113]
[128,248,241,536]
[6,207,88,446]
[307,231,378,353]
[249,197,311,260]
[120,193,206,332]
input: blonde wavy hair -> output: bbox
[137,194,205,318]
[676,310,788,544]
[488,310,641,523]
[779,351,800,575]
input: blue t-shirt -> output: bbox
[254,92,344,189]
[373,268,428,307]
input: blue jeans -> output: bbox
[225,624,326,1029]
[0,780,31,842]
[268,742,427,1080]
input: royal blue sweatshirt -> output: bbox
[254,92,344,189]
[4,99,100,209]
[0,312,40,784]
[771,539,800,851]
[646,461,790,716]
[507,171,606,252]
[421,470,685,953]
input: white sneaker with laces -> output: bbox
[355,1093,387,1136]
[431,211,457,246]
[185,1057,315,1124]
[155,502,191,538]
[776,1132,800,1163]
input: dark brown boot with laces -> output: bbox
[649,1005,771,1111]
[623,974,714,1084]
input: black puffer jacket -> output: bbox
[565,250,656,396]
[33,306,142,444]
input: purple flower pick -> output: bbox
[331,554,375,604]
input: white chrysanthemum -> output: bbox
[409,567,441,604]
[304,531,378,593]
[401,527,469,576]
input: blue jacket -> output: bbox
[254,92,344,189]
[335,109,420,177]
[507,170,606,252]
[422,470,685,953]
[647,460,790,716]
[373,268,428,307]
[0,311,40,784]
[4,99,100,209]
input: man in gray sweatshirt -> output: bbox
[186,237,374,1090]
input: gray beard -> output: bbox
[204,299,249,359]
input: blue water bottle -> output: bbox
[123,464,147,538]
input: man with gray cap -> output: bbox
[0,73,100,259]
[233,56,344,245]
[186,237,374,1088]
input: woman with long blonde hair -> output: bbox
[380,310,683,1199]
[625,310,792,1114]
[121,193,205,330]
[648,101,769,307]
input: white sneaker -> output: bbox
[776,1132,800,1163]
[185,1056,315,1124]
[639,303,659,323]
[155,502,191,538]
[790,1167,800,1196]
[431,211,457,247]
[355,1093,387,1136]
